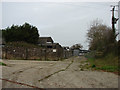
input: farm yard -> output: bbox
[1,56,118,88]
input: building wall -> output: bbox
[73,49,80,56]
[2,46,65,60]
[63,50,73,59]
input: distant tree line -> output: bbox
[70,44,83,50]
[2,23,39,44]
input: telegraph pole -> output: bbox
[118,1,120,40]
[111,5,119,41]
[112,6,115,33]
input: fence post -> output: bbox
[5,48,7,59]
[25,48,28,60]
[44,49,46,60]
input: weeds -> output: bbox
[0,62,7,66]
[85,52,119,73]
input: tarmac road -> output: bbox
[1,56,118,88]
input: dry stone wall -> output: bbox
[2,46,72,60]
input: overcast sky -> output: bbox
[1,2,118,49]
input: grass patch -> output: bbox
[95,66,119,72]
[85,52,119,73]
[0,62,7,66]
[79,61,91,71]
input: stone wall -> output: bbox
[63,50,73,59]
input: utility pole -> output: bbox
[112,6,115,33]
[118,1,120,40]
[111,5,119,41]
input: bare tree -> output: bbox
[87,19,114,52]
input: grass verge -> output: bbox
[85,52,119,74]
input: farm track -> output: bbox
[1,56,119,88]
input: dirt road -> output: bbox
[1,56,118,88]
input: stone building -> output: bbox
[2,36,73,60]
[63,46,72,58]
[38,37,54,46]
[38,37,64,60]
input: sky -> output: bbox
[1,1,119,49]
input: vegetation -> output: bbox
[6,41,41,48]
[87,19,118,55]
[70,43,83,50]
[0,62,7,66]
[79,61,91,71]
[2,23,39,44]
[85,53,119,73]
[86,19,119,74]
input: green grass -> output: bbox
[6,41,41,48]
[95,66,119,72]
[0,62,7,66]
[85,52,119,73]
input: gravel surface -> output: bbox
[1,56,118,88]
